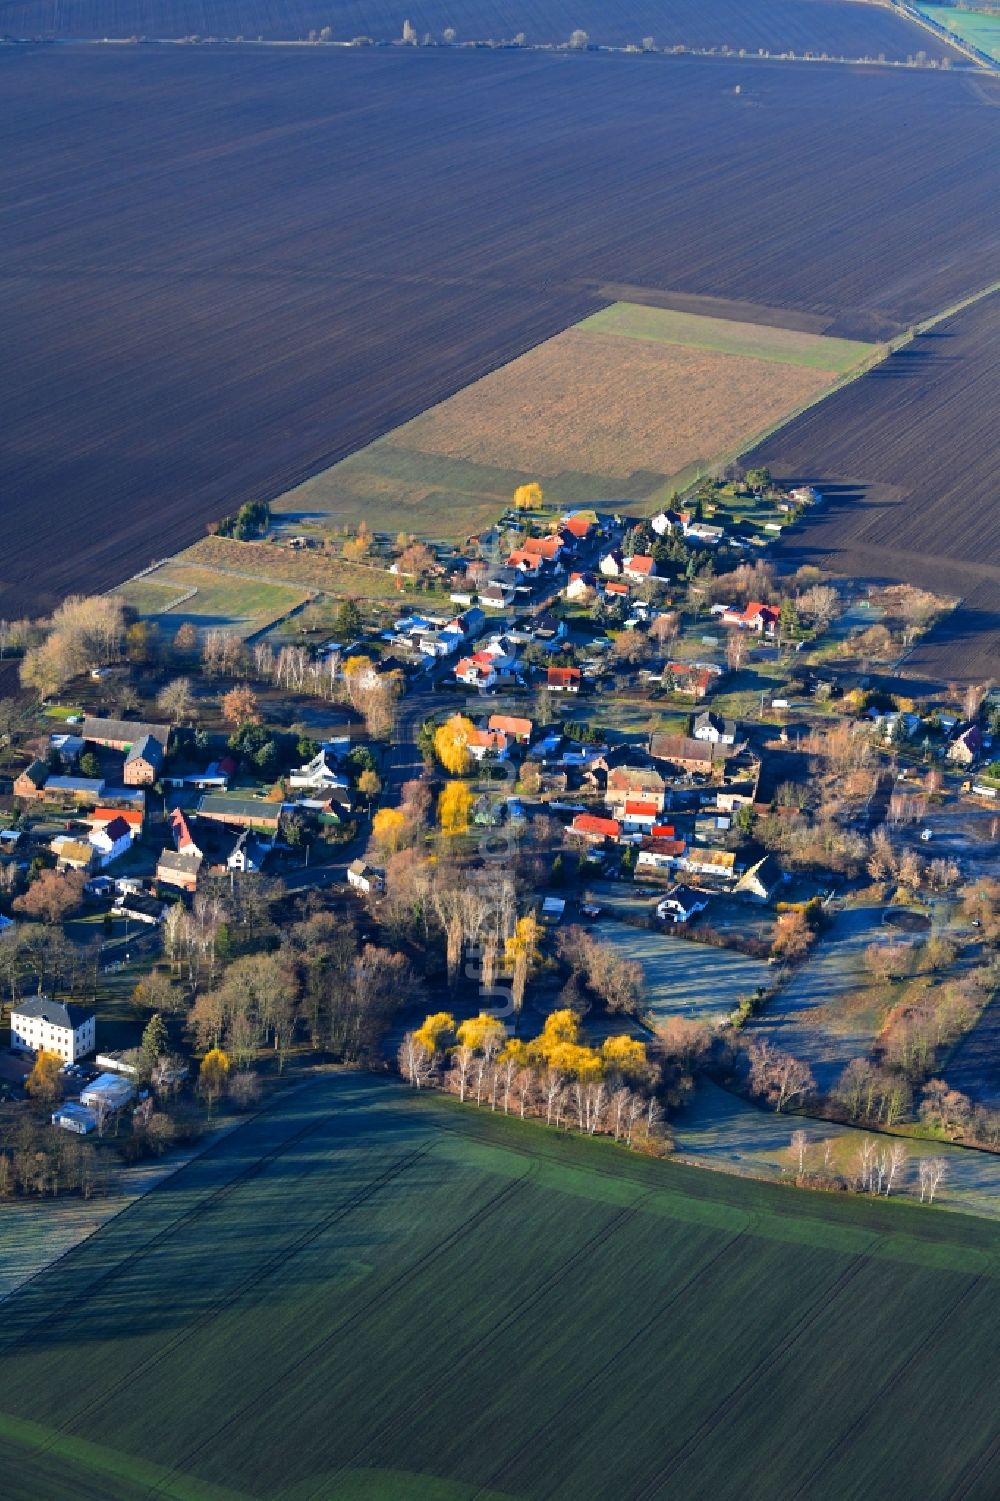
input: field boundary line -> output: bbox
[143,1162,540,1498]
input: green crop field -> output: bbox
[2,1072,996,1501]
[113,562,312,638]
[578,304,876,373]
[918,5,1000,60]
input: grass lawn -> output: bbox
[918,4,1000,59]
[579,303,876,372]
[0,1072,996,1501]
[590,918,772,1023]
[113,561,312,638]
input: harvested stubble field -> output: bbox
[0,0,967,58]
[747,289,1000,682]
[279,304,874,536]
[3,48,1000,617]
[1,1072,998,1501]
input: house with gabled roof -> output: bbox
[488,713,533,744]
[455,653,498,690]
[157,848,203,892]
[88,815,134,867]
[547,666,581,693]
[14,760,49,800]
[570,813,621,844]
[11,996,95,1062]
[693,711,739,745]
[947,723,983,766]
[735,854,784,904]
[623,554,656,582]
[124,734,163,787]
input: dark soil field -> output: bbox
[0,1072,998,1501]
[0,0,966,59]
[747,290,1000,682]
[2,47,999,617]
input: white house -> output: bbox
[347,859,384,895]
[656,886,709,924]
[288,749,348,793]
[467,729,509,763]
[651,509,683,537]
[88,815,134,868]
[454,653,498,690]
[80,1073,135,1112]
[11,996,96,1063]
[227,830,270,874]
[599,549,625,577]
[692,712,739,745]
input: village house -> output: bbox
[648,733,726,773]
[114,892,168,925]
[547,666,581,693]
[599,549,625,577]
[636,837,688,876]
[692,711,739,745]
[82,716,170,755]
[506,550,545,576]
[735,853,785,903]
[455,653,498,690]
[89,805,144,836]
[656,885,709,924]
[467,728,508,763]
[288,749,348,793]
[197,794,283,834]
[162,757,236,792]
[650,508,684,536]
[560,512,595,542]
[228,829,270,874]
[488,713,533,745]
[947,723,983,766]
[564,571,598,601]
[570,813,621,844]
[11,996,96,1063]
[683,521,725,546]
[157,848,203,893]
[88,815,134,868]
[666,664,716,701]
[13,760,49,800]
[170,807,203,858]
[480,581,517,610]
[49,733,84,768]
[523,535,563,564]
[623,554,656,583]
[123,733,164,787]
[620,799,660,834]
[55,838,96,872]
[347,859,384,894]
[686,848,738,881]
[605,765,668,813]
[722,601,779,636]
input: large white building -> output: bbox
[10,996,96,1063]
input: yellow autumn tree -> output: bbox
[438,780,473,835]
[25,1048,63,1103]
[546,1042,604,1080]
[372,807,408,854]
[434,714,474,775]
[514,482,543,512]
[602,1035,648,1075]
[536,1007,580,1055]
[503,913,542,1011]
[413,1011,456,1053]
[198,1047,230,1118]
[456,1012,507,1054]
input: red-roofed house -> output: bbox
[170,806,203,858]
[89,806,143,835]
[507,550,543,575]
[636,837,688,876]
[467,729,509,762]
[561,515,593,541]
[570,813,621,843]
[621,799,659,833]
[623,554,656,582]
[564,571,597,601]
[455,653,498,689]
[88,815,134,867]
[547,666,581,693]
[602,579,630,600]
[488,714,533,744]
[523,536,563,562]
[666,663,715,700]
[650,823,676,840]
[722,601,779,635]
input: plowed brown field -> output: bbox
[748,290,1000,682]
[2,47,999,617]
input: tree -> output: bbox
[79,751,101,778]
[778,596,800,645]
[357,768,381,803]
[157,676,194,722]
[513,482,543,511]
[438,781,473,836]
[139,1013,168,1081]
[568,28,589,48]
[398,1032,435,1087]
[505,913,541,1010]
[649,612,679,651]
[601,1035,647,1077]
[410,1011,452,1055]
[725,630,748,672]
[434,714,474,775]
[13,869,86,925]
[221,686,260,726]
[335,599,363,638]
[397,541,436,584]
[918,1157,947,1204]
[372,807,409,855]
[770,909,814,962]
[747,1040,814,1113]
[198,1047,230,1118]
[25,1048,63,1104]
[173,621,198,655]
